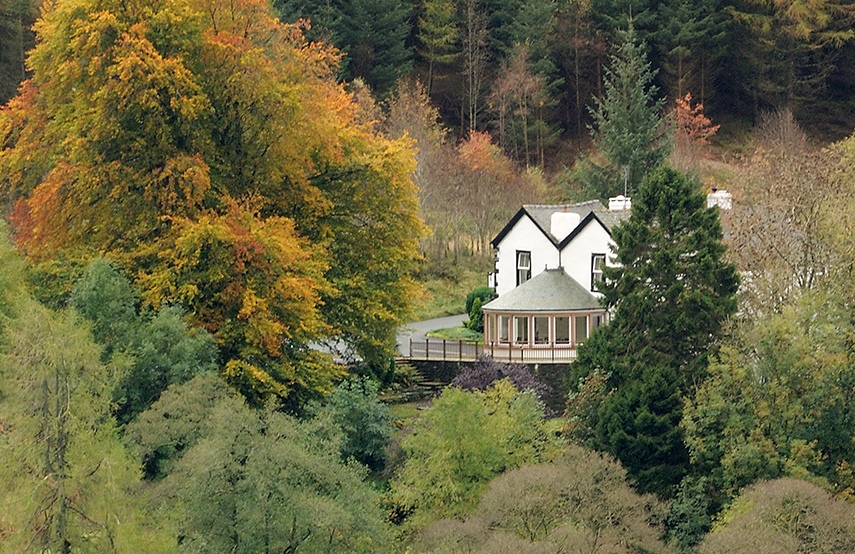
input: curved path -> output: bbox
[396,313,467,357]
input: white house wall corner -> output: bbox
[559,222,614,292]
[492,207,617,298]
[493,214,559,297]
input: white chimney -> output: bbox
[551,211,580,241]
[609,195,632,211]
[707,189,732,210]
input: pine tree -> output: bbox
[417,0,459,95]
[335,0,414,98]
[571,166,739,497]
[576,24,670,199]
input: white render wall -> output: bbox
[494,212,617,297]
[493,214,560,297]
[558,220,614,293]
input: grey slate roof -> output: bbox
[525,201,604,241]
[491,201,632,249]
[590,202,632,230]
[482,269,604,312]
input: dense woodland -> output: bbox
[3,0,855,551]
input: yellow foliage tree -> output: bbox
[0,0,424,407]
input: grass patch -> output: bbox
[388,400,425,421]
[427,326,483,342]
[414,267,486,320]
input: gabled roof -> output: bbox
[491,201,630,249]
[482,268,603,312]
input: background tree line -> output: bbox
[4,0,855,165]
[267,0,855,157]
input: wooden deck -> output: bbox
[404,338,578,364]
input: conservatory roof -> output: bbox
[482,268,604,312]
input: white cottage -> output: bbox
[482,199,630,361]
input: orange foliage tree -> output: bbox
[0,0,424,407]
[671,92,720,170]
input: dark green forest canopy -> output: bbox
[4,0,855,155]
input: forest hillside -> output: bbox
[3,0,855,552]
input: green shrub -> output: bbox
[465,286,493,332]
[465,286,494,315]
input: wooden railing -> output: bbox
[406,339,577,363]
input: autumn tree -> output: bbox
[456,131,543,254]
[413,444,673,553]
[725,111,855,318]
[0,0,424,407]
[670,92,720,171]
[575,24,671,199]
[490,43,550,168]
[384,79,462,267]
[699,479,855,554]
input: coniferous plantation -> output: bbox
[3,0,855,552]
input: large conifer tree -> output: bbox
[572,166,739,497]
[576,25,670,199]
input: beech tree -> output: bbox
[670,92,720,172]
[414,444,673,553]
[0,0,424,407]
[571,166,739,496]
[699,479,855,554]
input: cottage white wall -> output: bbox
[559,222,614,293]
[494,215,559,297]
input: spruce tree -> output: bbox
[417,0,459,95]
[576,24,670,199]
[571,166,739,497]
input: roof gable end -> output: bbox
[491,207,555,248]
[557,211,612,249]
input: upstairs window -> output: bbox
[591,254,606,290]
[517,251,531,286]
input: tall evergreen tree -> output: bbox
[335,0,414,98]
[575,25,670,199]
[725,0,855,119]
[417,0,459,95]
[654,0,728,103]
[0,0,38,105]
[571,166,739,497]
